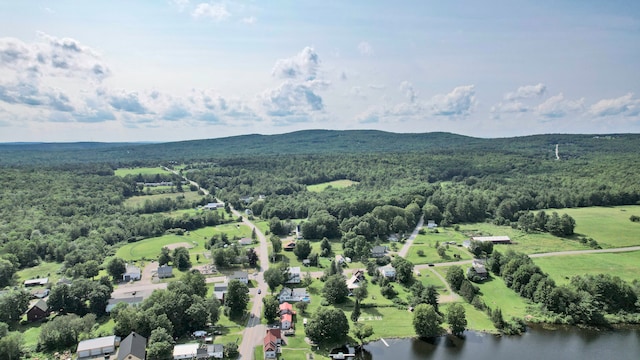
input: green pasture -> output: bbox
[16,261,62,283]
[307,179,359,192]
[123,190,204,208]
[114,167,169,177]
[456,223,589,254]
[405,231,472,265]
[533,250,640,285]
[115,223,252,261]
[276,238,367,273]
[546,205,640,248]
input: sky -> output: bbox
[0,1,639,142]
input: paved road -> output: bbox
[397,216,424,258]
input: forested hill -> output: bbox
[1,130,639,166]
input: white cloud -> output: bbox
[192,3,230,21]
[589,93,640,117]
[491,101,529,115]
[535,93,584,118]
[357,41,373,56]
[271,47,320,80]
[242,16,257,25]
[428,85,476,116]
[504,83,546,101]
[171,0,190,12]
[399,81,417,103]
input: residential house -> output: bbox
[203,202,225,210]
[117,332,146,360]
[283,242,296,251]
[173,343,199,360]
[205,344,224,359]
[378,264,396,279]
[346,270,366,291]
[278,287,310,303]
[77,335,118,359]
[263,329,282,359]
[238,237,253,246]
[239,196,254,204]
[26,299,49,322]
[123,264,141,282]
[106,296,144,313]
[31,288,50,299]
[24,278,48,287]
[286,267,301,284]
[157,265,173,279]
[279,302,295,315]
[427,220,438,229]
[279,302,295,330]
[213,281,228,303]
[370,246,387,258]
[468,259,488,280]
[229,271,248,284]
[470,236,512,244]
[335,254,346,265]
[57,277,72,286]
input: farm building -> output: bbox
[24,278,48,287]
[470,236,511,244]
[76,335,118,359]
[157,265,173,279]
[123,264,141,281]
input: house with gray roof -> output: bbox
[118,332,146,360]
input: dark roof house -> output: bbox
[26,299,50,322]
[118,332,147,360]
[371,246,386,258]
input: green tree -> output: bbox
[181,270,208,297]
[262,296,280,323]
[270,235,282,262]
[353,280,368,301]
[295,301,309,315]
[0,332,23,360]
[225,280,249,318]
[446,303,467,336]
[107,257,126,281]
[391,257,414,284]
[0,290,30,324]
[158,247,172,266]
[320,237,332,257]
[0,258,16,287]
[446,266,465,292]
[351,300,361,322]
[88,284,112,316]
[147,327,174,360]
[437,246,446,258]
[224,342,239,359]
[293,239,312,260]
[491,307,505,329]
[264,267,285,293]
[412,304,443,338]
[305,307,349,345]
[351,322,374,345]
[172,247,192,270]
[323,274,349,304]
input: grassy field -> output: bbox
[547,205,640,248]
[307,180,359,192]
[533,250,640,285]
[115,223,252,261]
[114,167,170,177]
[123,190,204,208]
[276,238,367,273]
[405,230,473,265]
[16,261,62,283]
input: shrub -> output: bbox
[417,250,425,257]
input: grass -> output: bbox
[441,302,497,333]
[16,261,62,283]
[123,190,204,208]
[545,205,640,248]
[115,223,253,261]
[275,238,367,273]
[114,167,170,177]
[307,180,359,192]
[405,230,472,265]
[533,250,640,285]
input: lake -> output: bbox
[358,326,640,360]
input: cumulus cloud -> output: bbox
[429,85,476,116]
[535,93,584,118]
[271,47,320,80]
[589,93,640,117]
[504,83,546,100]
[107,90,150,115]
[261,47,329,122]
[192,2,230,21]
[490,101,529,115]
[357,41,373,56]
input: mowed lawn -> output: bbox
[533,250,640,285]
[123,190,205,208]
[307,179,359,192]
[114,167,171,176]
[550,205,640,248]
[115,223,253,261]
[406,230,473,265]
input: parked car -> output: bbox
[258,289,261,294]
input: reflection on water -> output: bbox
[362,327,640,360]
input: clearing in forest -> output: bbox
[307,179,359,192]
[114,167,170,176]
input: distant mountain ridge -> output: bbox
[1,130,639,166]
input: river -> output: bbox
[356,326,640,360]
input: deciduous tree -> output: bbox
[412,304,442,338]
[446,303,467,336]
[305,307,349,345]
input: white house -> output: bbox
[77,335,118,359]
[203,202,225,210]
[157,265,173,279]
[278,287,310,303]
[173,343,199,360]
[286,267,301,284]
[123,264,141,282]
[229,271,248,284]
[378,264,396,279]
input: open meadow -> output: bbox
[307,179,359,192]
[123,190,205,208]
[114,167,170,177]
[533,250,640,285]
